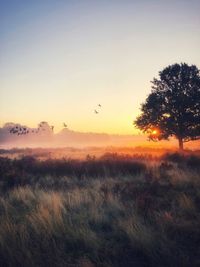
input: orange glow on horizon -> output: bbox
[148,128,161,139]
[152,130,158,135]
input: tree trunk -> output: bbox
[178,137,184,151]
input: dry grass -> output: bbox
[0,152,199,266]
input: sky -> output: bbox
[0,0,200,134]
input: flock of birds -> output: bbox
[9,104,102,136]
[9,121,50,136]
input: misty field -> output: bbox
[0,151,200,267]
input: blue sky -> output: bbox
[0,0,200,134]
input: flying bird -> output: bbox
[98,104,102,108]
[94,110,99,114]
[63,123,67,128]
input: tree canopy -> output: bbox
[134,63,200,150]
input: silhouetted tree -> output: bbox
[134,63,200,150]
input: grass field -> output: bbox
[0,151,200,266]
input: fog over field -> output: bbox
[0,0,199,265]
[1,122,199,151]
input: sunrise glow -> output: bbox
[152,130,158,135]
[0,0,200,136]
[0,2,200,266]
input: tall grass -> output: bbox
[0,153,200,266]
